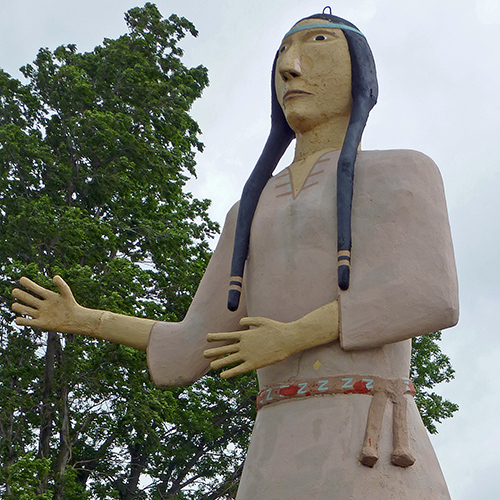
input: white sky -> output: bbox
[1,0,500,497]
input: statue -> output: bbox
[12,10,458,499]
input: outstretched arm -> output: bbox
[11,203,248,387]
[12,276,155,350]
[204,301,339,378]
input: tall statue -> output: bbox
[12,10,458,499]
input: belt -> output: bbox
[256,375,417,468]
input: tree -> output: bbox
[0,3,257,498]
[411,331,458,434]
[0,3,457,498]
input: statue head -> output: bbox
[274,18,354,136]
[227,11,378,311]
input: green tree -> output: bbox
[411,331,458,434]
[0,3,255,498]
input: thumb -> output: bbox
[53,276,76,301]
[239,316,274,328]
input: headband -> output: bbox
[283,22,365,40]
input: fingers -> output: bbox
[204,343,240,359]
[15,316,40,327]
[220,361,253,379]
[52,275,74,300]
[209,352,243,371]
[206,331,242,342]
[12,302,39,319]
[18,277,53,299]
[12,288,43,308]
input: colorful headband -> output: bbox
[283,22,365,40]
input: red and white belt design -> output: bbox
[257,375,417,468]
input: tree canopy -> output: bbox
[0,3,257,498]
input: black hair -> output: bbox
[227,13,378,311]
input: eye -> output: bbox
[314,34,327,41]
[279,45,287,53]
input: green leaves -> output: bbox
[5,452,53,500]
[0,3,245,499]
[411,331,459,434]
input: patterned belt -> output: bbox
[256,375,417,468]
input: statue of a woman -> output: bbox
[12,11,458,499]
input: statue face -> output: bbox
[274,19,352,134]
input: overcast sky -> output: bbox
[1,0,500,498]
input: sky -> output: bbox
[1,0,500,497]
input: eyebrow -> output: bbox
[283,22,365,40]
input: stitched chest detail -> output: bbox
[274,156,329,200]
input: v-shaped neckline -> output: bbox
[274,151,336,200]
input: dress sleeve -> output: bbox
[339,150,459,350]
[147,203,248,386]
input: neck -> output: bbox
[292,114,351,162]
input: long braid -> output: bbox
[227,57,294,311]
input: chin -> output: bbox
[284,111,333,135]
[283,105,318,131]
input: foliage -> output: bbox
[0,3,258,498]
[411,331,458,434]
[5,452,52,500]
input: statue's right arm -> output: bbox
[12,204,247,386]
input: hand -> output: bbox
[204,316,297,379]
[203,302,339,379]
[12,276,85,334]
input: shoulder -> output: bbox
[357,149,444,186]
[224,201,240,224]
[218,201,240,238]
[354,150,448,215]
[358,149,440,171]
[310,148,442,180]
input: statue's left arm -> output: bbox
[338,150,459,350]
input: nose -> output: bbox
[277,44,302,82]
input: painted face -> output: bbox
[275,19,352,134]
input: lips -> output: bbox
[283,89,312,102]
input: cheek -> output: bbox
[315,72,352,114]
[303,55,345,88]
[317,59,351,99]
[274,77,285,108]
[333,56,352,84]
[299,54,314,73]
